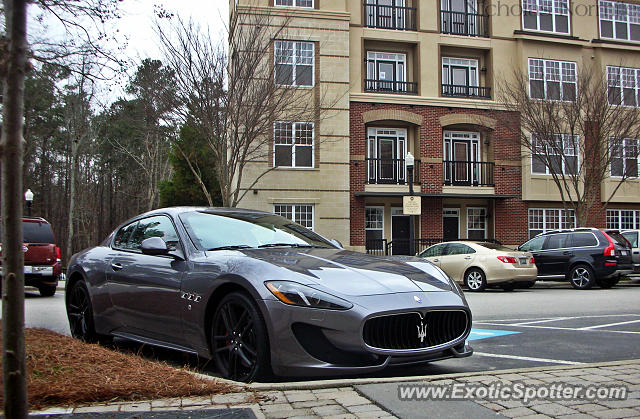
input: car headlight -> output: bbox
[265,281,353,310]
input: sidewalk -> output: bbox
[30,359,640,419]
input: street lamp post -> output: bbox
[24,189,33,217]
[406,152,415,256]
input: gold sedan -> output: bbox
[418,241,537,292]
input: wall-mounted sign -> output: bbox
[403,195,421,215]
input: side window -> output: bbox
[520,235,545,251]
[445,243,476,255]
[129,216,181,252]
[622,231,638,247]
[113,222,138,249]
[570,232,598,248]
[543,234,568,250]
[420,244,446,257]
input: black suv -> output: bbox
[518,228,632,289]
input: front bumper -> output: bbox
[259,290,472,377]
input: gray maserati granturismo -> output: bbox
[65,207,473,382]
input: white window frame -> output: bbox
[365,206,385,244]
[274,40,315,87]
[441,57,480,91]
[609,137,640,178]
[466,207,486,239]
[274,204,314,230]
[367,127,407,184]
[531,133,580,175]
[599,0,640,42]
[607,209,640,229]
[528,58,577,101]
[522,0,570,34]
[273,121,314,168]
[528,208,576,238]
[607,66,640,107]
[275,0,314,8]
[366,51,407,84]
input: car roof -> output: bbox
[137,206,275,218]
[535,227,602,237]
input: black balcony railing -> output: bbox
[441,84,491,99]
[366,238,503,256]
[364,3,417,31]
[440,10,489,37]
[365,79,418,94]
[443,160,494,187]
[366,158,421,185]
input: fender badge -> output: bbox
[413,295,422,304]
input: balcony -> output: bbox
[364,3,417,31]
[366,158,421,185]
[441,84,491,99]
[443,160,494,186]
[365,79,418,94]
[440,10,489,37]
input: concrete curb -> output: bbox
[246,358,640,391]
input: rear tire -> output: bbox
[464,268,487,292]
[518,281,536,289]
[568,265,595,290]
[501,283,516,291]
[38,284,56,297]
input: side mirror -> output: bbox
[141,237,169,256]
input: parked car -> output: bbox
[65,207,473,382]
[0,217,61,296]
[417,241,537,292]
[518,228,632,290]
[621,230,640,274]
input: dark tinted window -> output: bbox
[570,232,598,247]
[22,221,55,243]
[520,236,545,251]
[419,244,447,258]
[445,243,475,255]
[622,231,638,247]
[606,231,631,248]
[129,216,180,251]
[113,222,137,249]
[543,234,568,250]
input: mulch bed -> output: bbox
[0,328,243,410]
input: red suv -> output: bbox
[0,217,61,296]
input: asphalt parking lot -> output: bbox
[10,279,640,382]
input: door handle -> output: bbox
[634,251,639,254]
[464,256,472,260]
[433,258,439,262]
[562,251,573,255]
[111,263,123,271]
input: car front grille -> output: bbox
[362,310,469,350]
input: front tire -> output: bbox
[66,280,102,343]
[568,265,595,290]
[464,268,487,292]
[38,284,56,297]
[211,292,270,382]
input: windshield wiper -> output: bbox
[207,245,253,251]
[257,243,328,249]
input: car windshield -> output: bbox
[606,231,631,247]
[477,242,514,251]
[179,210,335,250]
[20,221,55,244]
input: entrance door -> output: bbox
[453,141,470,184]
[378,138,396,182]
[443,209,459,241]
[392,215,410,255]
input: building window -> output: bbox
[607,66,640,107]
[599,1,640,42]
[522,0,570,33]
[528,208,576,238]
[441,57,489,98]
[275,0,313,7]
[274,40,314,87]
[607,209,640,229]
[528,58,576,101]
[274,204,314,230]
[610,138,639,177]
[365,51,416,93]
[367,127,407,184]
[274,122,314,168]
[365,207,385,249]
[531,134,579,175]
[467,208,486,240]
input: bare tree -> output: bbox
[1,0,29,416]
[498,63,640,226]
[156,5,339,207]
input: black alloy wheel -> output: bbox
[211,292,270,382]
[568,264,595,290]
[66,281,100,343]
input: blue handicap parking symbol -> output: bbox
[468,328,520,341]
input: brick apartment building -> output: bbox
[231,0,640,254]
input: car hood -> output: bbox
[238,248,452,296]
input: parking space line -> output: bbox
[475,313,640,323]
[475,322,640,335]
[511,316,578,326]
[578,319,640,330]
[474,352,585,365]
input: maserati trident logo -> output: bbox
[413,295,422,304]
[417,321,427,343]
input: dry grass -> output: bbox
[0,328,243,410]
